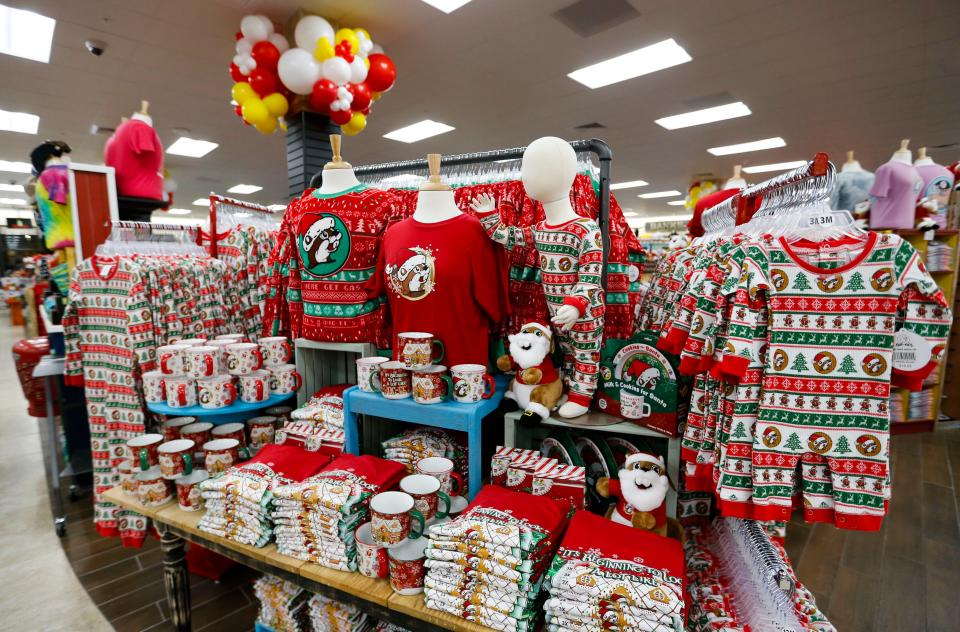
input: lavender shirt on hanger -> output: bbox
[868,161,923,229]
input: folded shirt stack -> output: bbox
[289,385,348,430]
[253,574,310,632]
[271,454,407,571]
[373,623,411,632]
[423,485,569,632]
[307,593,373,632]
[382,428,466,478]
[198,445,331,547]
[544,510,686,632]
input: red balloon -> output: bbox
[361,105,371,116]
[310,79,338,112]
[366,53,396,93]
[229,63,245,83]
[251,41,280,73]
[248,68,278,97]
[329,108,352,125]
[234,104,244,118]
[348,82,372,112]
[235,31,243,41]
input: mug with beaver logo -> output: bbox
[398,332,445,370]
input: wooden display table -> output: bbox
[102,487,492,632]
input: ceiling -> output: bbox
[0,0,957,225]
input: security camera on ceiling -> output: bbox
[85,39,107,56]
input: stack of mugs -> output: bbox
[381,428,469,501]
[355,332,495,404]
[253,574,310,632]
[123,430,209,513]
[143,334,300,410]
[307,593,373,632]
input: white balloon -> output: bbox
[233,54,244,66]
[240,15,271,42]
[330,100,342,112]
[277,48,321,95]
[370,44,384,55]
[322,56,351,85]
[349,56,368,84]
[236,38,253,55]
[268,33,289,53]
[294,15,334,50]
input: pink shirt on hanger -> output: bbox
[868,161,922,229]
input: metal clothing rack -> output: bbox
[205,194,273,258]
[310,138,615,288]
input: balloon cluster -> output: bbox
[228,14,396,136]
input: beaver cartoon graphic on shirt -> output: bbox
[297,213,350,277]
[386,246,436,301]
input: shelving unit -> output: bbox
[294,339,378,405]
[146,393,294,425]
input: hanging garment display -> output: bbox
[104,116,165,200]
[868,160,923,229]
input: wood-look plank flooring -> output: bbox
[54,430,960,631]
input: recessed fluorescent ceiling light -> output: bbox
[708,137,786,156]
[0,4,55,63]
[166,208,191,215]
[192,198,209,206]
[742,160,807,174]
[0,197,27,204]
[0,184,23,192]
[0,109,39,134]
[623,211,639,217]
[639,190,682,199]
[667,200,687,206]
[383,120,455,143]
[640,214,694,223]
[267,204,286,211]
[167,137,218,158]
[610,180,648,190]
[655,102,751,130]
[419,0,472,13]
[568,39,691,89]
[227,184,262,194]
[0,160,31,173]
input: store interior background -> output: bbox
[1,1,958,632]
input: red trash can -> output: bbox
[12,337,54,417]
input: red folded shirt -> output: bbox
[319,453,407,492]
[244,444,332,482]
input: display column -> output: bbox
[285,111,338,198]
[158,525,192,631]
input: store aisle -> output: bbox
[0,319,111,631]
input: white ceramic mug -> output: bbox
[175,469,209,512]
[450,364,496,403]
[212,422,246,446]
[203,438,241,474]
[119,460,138,496]
[158,439,194,479]
[197,374,237,409]
[416,456,464,496]
[369,491,425,548]
[356,357,388,393]
[184,345,220,380]
[164,376,197,408]
[400,474,451,522]
[355,522,389,579]
[177,337,208,347]
[206,339,234,370]
[411,365,452,405]
[127,433,163,470]
[247,416,277,447]
[388,538,428,595]
[162,417,196,442]
[157,344,190,376]
[142,370,166,403]
[620,392,652,419]
[225,342,263,376]
[259,336,292,366]
[238,369,270,403]
[136,466,173,507]
[214,334,245,343]
[268,364,302,395]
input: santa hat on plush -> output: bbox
[605,452,669,532]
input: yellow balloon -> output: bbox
[314,36,335,62]
[341,112,367,136]
[363,56,370,69]
[355,28,371,42]
[263,93,289,118]
[255,117,278,135]
[241,98,269,126]
[231,81,256,105]
[334,28,359,54]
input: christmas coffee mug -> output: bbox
[158,439,194,479]
[203,438,242,474]
[157,344,190,376]
[450,364,496,403]
[136,466,173,507]
[369,491,425,547]
[212,422,246,446]
[268,364,302,395]
[355,522,389,579]
[197,374,236,409]
[247,416,277,447]
[119,460,138,496]
[264,406,293,425]
[184,345,220,380]
[411,365,453,404]
[416,456,464,496]
[175,469,209,512]
[206,339,234,369]
[225,342,263,376]
[180,422,214,459]
[127,434,163,471]
[387,537,428,595]
[177,337,207,347]
[356,356,389,393]
[372,361,411,400]
[238,370,271,403]
[400,474,451,522]
[142,370,166,404]
[397,332,445,370]
[162,417,196,442]
[214,333,245,342]
[620,392,652,420]
[164,376,197,408]
[259,336,292,366]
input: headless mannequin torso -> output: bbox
[318,135,361,195]
[891,139,912,165]
[414,154,462,223]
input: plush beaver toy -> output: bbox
[496,322,564,421]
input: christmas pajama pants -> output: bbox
[549,301,604,405]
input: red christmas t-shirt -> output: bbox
[369,213,509,368]
[103,118,164,199]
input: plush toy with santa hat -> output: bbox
[496,322,564,421]
[596,452,679,540]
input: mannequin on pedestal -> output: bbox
[414,154,462,223]
[869,139,923,229]
[30,140,74,250]
[724,165,746,190]
[830,150,875,212]
[317,135,362,195]
[104,100,164,200]
[471,137,605,419]
[913,147,955,217]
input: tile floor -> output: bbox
[5,318,959,631]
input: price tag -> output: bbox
[627,264,640,283]
[893,329,931,371]
[806,212,836,227]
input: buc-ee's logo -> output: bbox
[813,351,837,374]
[856,434,882,457]
[870,268,894,292]
[761,427,782,448]
[772,349,789,371]
[861,353,887,377]
[297,213,350,277]
[770,268,788,292]
[817,274,843,293]
[808,432,832,454]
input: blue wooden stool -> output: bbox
[342,376,508,499]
